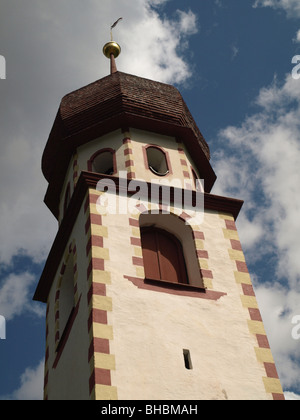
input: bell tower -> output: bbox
[34,37,285,400]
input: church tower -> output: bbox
[34,38,284,400]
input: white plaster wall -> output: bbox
[46,203,91,400]
[57,126,204,224]
[46,192,269,400]
[50,128,270,400]
[129,128,197,186]
[76,128,200,190]
[103,207,269,400]
[77,130,124,174]
[58,126,203,225]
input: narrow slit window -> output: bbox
[183,349,193,370]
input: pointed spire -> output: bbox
[103,18,122,74]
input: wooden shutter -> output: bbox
[141,228,188,285]
[141,229,161,280]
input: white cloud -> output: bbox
[253,0,300,18]
[176,9,198,36]
[254,282,300,390]
[214,74,300,284]
[119,5,198,84]
[0,135,57,265]
[236,214,265,251]
[1,360,44,400]
[149,0,170,5]
[293,29,300,43]
[285,391,300,400]
[213,72,300,390]
[0,272,44,320]
[231,44,239,60]
[13,360,44,400]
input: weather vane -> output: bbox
[103,18,123,74]
[110,17,123,41]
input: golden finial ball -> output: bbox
[103,42,121,59]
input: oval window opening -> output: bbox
[146,147,169,176]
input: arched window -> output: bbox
[88,149,116,175]
[145,146,169,176]
[141,227,188,284]
[139,213,203,288]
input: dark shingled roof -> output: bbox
[42,71,215,218]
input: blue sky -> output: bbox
[1,0,300,399]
